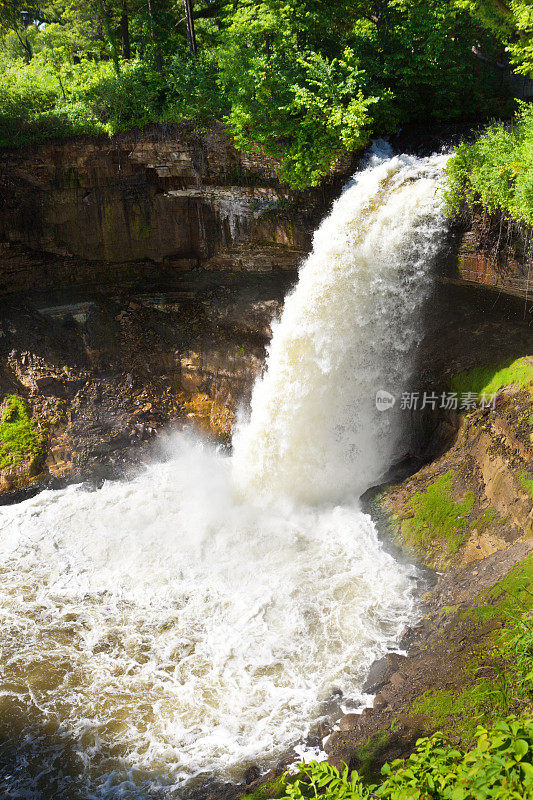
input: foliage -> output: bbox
[444,104,533,225]
[222,36,377,187]
[462,0,533,77]
[0,0,516,187]
[0,395,41,470]
[279,718,533,800]
[450,357,533,399]
[165,50,228,123]
[0,56,167,145]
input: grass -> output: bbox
[400,470,476,560]
[451,357,533,400]
[410,555,533,745]
[0,395,42,470]
[409,680,511,744]
[240,775,290,800]
[352,730,397,782]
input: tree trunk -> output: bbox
[121,2,131,59]
[147,0,163,70]
[15,28,33,60]
[183,0,197,55]
[98,0,121,74]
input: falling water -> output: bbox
[0,146,448,799]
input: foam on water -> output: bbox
[0,146,448,798]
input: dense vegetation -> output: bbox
[444,2,533,225]
[445,102,533,229]
[279,720,533,800]
[0,0,519,187]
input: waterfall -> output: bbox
[0,147,448,799]
[233,144,448,502]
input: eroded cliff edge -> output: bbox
[0,124,353,292]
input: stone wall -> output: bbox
[0,125,350,295]
[450,225,533,301]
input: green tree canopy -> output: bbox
[0,0,519,186]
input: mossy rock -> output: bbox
[0,395,43,472]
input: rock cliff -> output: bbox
[0,124,351,294]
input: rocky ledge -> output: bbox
[0,271,293,499]
[0,124,351,295]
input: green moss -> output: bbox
[471,554,533,622]
[518,470,533,500]
[353,730,395,782]
[400,471,475,557]
[470,507,497,535]
[0,396,42,470]
[451,357,533,400]
[240,776,289,800]
[409,679,511,744]
[131,208,151,240]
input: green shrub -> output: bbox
[222,39,377,188]
[0,0,519,187]
[165,51,228,123]
[0,57,166,146]
[445,104,533,225]
[280,718,533,800]
[67,59,165,130]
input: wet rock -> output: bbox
[0,275,288,495]
[243,765,261,785]
[338,713,360,732]
[362,652,408,694]
[373,693,387,711]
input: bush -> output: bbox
[165,51,228,123]
[0,57,166,146]
[0,57,62,115]
[445,103,533,225]
[279,717,533,800]
[222,40,378,188]
[66,59,165,130]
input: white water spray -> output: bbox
[233,145,448,502]
[0,147,448,798]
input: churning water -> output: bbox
[0,146,448,798]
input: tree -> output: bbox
[0,0,41,59]
[183,0,196,54]
[460,0,533,74]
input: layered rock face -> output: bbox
[0,274,292,497]
[449,220,533,301]
[0,125,346,294]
